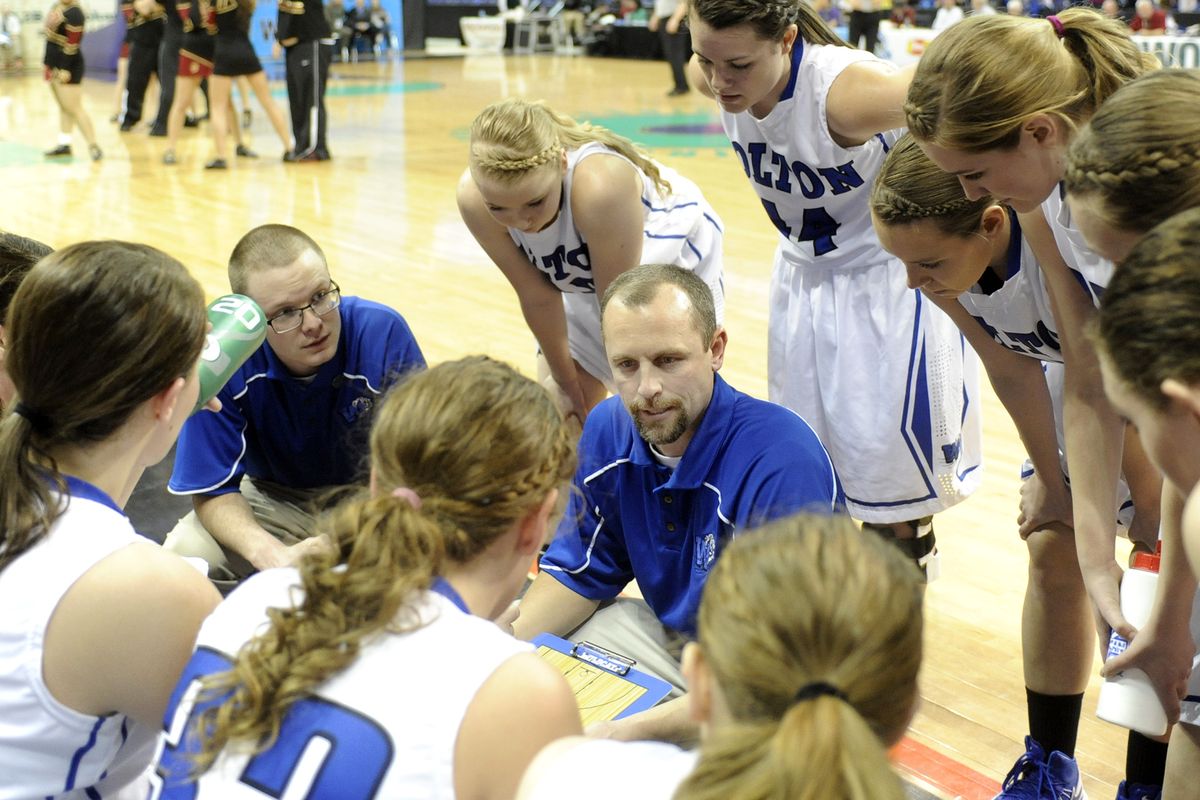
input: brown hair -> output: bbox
[1065,69,1200,235]
[905,10,1156,152]
[601,263,718,346]
[674,514,923,800]
[870,134,994,238]
[689,0,847,48]
[0,232,52,324]
[0,241,205,573]
[1096,208,1200,410]
[468,99,672,196]
[188,355,576,773]
[227,224,328,296]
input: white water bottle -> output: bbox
[1096,545,1168,737]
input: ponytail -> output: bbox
[190,491,446,774]
[676,699,906,800]
[675,515,923,800]
[906,10,1156,152]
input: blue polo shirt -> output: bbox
[540,373,843,636]
[169,296,425,496]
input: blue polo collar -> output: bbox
[627,373,736,490]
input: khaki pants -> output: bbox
[568,597,689,698]
[163,477,338,585]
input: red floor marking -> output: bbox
[893,737,1000,800]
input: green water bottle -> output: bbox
[195,294,267,413]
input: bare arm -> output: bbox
[511,572,600,640]
[1101,483,1199,725]
[825,60,915,147]
[42,543,221,727]
[194,491,324,571]
[454,652,583,800]
[590,695,698,746]
[570,155,647,302]
[457,170,591,422]
[932,294,1072,532]
[1019,209,1130,644]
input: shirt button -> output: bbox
[663,495,673,504]
[666,523,676,532]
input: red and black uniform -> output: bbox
[43,0,85,85]
[212,0,261,76]
[119,0,165,127]
[277,0,331,158]
[178,0,216,78]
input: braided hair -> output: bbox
[1065,69,1200,233]
[870,133,994,238]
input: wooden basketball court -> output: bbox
[0,51,1132,797]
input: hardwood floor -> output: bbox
[0,51,1132,797]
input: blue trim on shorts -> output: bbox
[845,290,939,510]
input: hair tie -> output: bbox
[793,681,849,705]
[391,486,422,510]
[1047,15,1065,38]
[11,401,50,433]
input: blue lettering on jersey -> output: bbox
[155,647,394,799]
[970,315,1062,357]
[729,141,864,201]
[523,242,595,293]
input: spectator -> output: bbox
[1130,0,1168,30]
[814,0,843,27]
[971,0,998,13]
[932,0,965,28]
[890,0,918,25]
[1007,0,1025,13]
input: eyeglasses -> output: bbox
[267,282,341,334]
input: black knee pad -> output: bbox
[862,516,939,582]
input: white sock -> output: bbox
[58,133,72,145]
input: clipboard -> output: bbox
[532,634,674,726]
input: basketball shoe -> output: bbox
[1115,781,1161,800]
[993,737,1086,800]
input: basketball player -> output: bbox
[0,241,221,798]
[458,99,725,425]
[685,0,982,573]
[904,9,1161,797]
[519,514,922,800]
[1066,70,1200,800]
[150,356,582,800]
[42,0,101,160]
[511,264,842,744]
[163,225,425,586]
[871,134,1165,800]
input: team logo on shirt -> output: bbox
[694,533,716,571]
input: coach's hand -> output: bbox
[253,534,333,571]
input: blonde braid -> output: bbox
[473,141,565,175]
[869,134,995,238]
[1066,144,1200,192]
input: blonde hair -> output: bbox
[1096,208,1200,410]
[468,99,672,196]
[188,356,576,774]
[675,514,923,800]
[870,133,994,238]
[1065,69,1200,234]
[905,10,1157,152]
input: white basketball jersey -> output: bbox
[1042,186,1113,308]
[506,141,725,300]
[719,41,902,270]
[0,481,156,800]
[149,570,531,800]
[955,211,1063,362]
[521,739,697,800]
